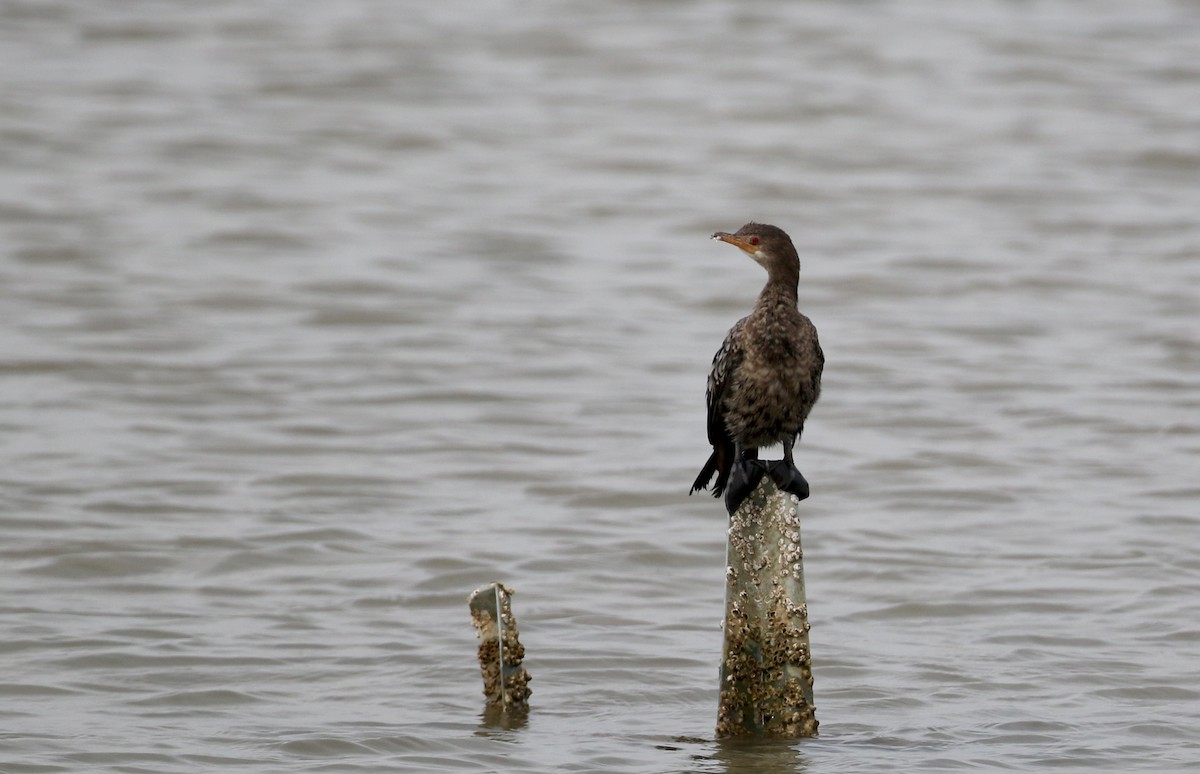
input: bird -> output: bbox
[690,222,824,513]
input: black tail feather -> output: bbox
[690,444,733,498]
[690,452,718,495]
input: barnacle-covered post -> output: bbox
[468,582,531,709]
[717,476,818,738]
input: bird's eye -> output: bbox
[749,236,761,246]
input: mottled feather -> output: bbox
[690,317,746,496]
[691,222,823,499]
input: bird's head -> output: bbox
[711,222,799,276]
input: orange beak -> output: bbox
[711,232,758,253]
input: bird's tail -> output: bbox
[690,445,732,498]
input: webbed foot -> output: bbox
[724,458,768,516]
[767,461,810,501]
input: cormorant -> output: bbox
[690,223,824,514]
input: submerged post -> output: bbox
[716,476,818,738]
[468,582,532,709]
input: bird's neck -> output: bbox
[757,271,799,308]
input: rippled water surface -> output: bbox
[3,1,1200,771]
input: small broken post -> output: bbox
[468,582,531,709]
[716,474,818,738]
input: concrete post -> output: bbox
[716,477,818,738]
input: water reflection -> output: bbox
[476,704,530,735]
[701,737,809,774]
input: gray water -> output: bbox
[3,1,1199,771]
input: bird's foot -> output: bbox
[724,460,809,515]
[724,459,768,516]
[767,461,810,501]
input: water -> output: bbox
[2,1,1199,771]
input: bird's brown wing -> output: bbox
[690,317,747,496]
[706,317,747,448]
[809,335,825,408]
[790,322,825,440]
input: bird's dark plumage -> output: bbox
[690,223,823,510]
